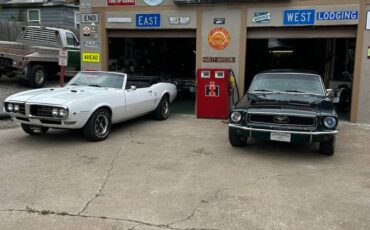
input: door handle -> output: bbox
[148,90,152,93]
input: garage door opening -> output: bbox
[245,37,356,120]
[108,36,196,114]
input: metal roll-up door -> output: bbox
[107,29,196,38]
[247,26,357,39]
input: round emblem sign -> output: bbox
[144,0,164,6]
[83,26,91,36]
[208,27,230,50]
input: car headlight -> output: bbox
[52,108,59,116]
[14,104,19,111]
[7,103,13,111]
[230,111,242,123]
[323,117,337,129]
[59,108,67,117]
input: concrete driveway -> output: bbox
[0,114,369,230]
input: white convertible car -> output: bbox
[3,71,177,141]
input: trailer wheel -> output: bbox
[28,65,47,88]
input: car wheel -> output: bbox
[82,108,112,141]
[319,136,336,156]
[154,95,170,120]
[21,123,49,135]
[229,128,247,147]
[28,65,47,88]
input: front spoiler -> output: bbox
[228,123,338,135]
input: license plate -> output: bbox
[270,132,291,142]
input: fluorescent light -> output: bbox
[271,50,294,54]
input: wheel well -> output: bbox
[163,92,170,99]
[28,62,59,76]
[96,106,112,116]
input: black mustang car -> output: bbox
[228,70,338,155]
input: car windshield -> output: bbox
[249,73,325,95]
[67,72,125,89]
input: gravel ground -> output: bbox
[0,76,60,129]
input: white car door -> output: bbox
[124,87,154,118]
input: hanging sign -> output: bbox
[213,18,225,25]
[136,14,161,27]
[252,12,271,23]
[83,26,91,36]
[317,11,358,20]
[208,27,230,50]
[82,52,100,63]
[81,13,99,23]
[283,9,315,25]
[107,0,135,6]
[203,57,236,63]
[144,0,163,6]
[169,16,190,25]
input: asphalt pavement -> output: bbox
[0,114,369,230]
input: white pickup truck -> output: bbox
[0,26,80,88]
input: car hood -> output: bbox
[5,86,115,105]
[235,93,334,112]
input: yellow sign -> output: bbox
[82,52,100,63]
[368,47,370,59]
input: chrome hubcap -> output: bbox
[35,70,45,85]
[95,114,109,137]
[161,99,169,117]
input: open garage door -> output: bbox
[246,26,356,120]
[107,29,196,114]
[247,26,356,39]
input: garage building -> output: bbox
[80,0,370,123]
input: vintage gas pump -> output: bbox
[196,68,230,119]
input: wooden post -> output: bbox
[60,65,65,87]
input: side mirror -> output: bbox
[130,85,137,91]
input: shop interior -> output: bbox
[245,38,356,119]
[108,37,196,114]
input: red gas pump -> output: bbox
[196,68,230,119]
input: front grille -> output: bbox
[30,105,54,117]
[249,114,316,127]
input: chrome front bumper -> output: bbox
[228,123,338,135]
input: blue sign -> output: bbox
[317,11,359,20]
[283,9,315,25]
[136,14,160,28]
